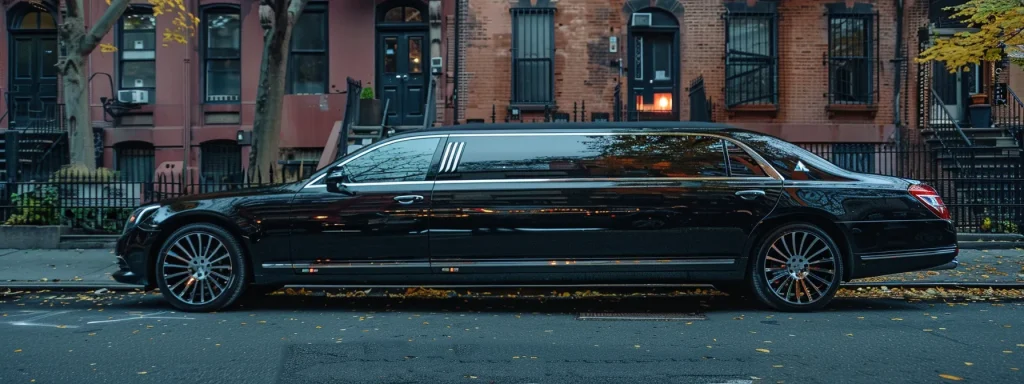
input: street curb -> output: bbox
[958,233,1024,242]
[954,241,1019,250]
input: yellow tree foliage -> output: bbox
[97,0,199,51]
[918,0,1024,73]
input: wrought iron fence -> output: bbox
[0,164,295,234]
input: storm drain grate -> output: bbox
[576,312,706,321]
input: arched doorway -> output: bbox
[6,4,59,130]
[376,0,428,126]
[627,8,680,121]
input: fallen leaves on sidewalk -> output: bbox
[938,373,963,381]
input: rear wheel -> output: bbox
[750,223,844,312]
[155,223,249,312]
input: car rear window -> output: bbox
[436,134,731,180]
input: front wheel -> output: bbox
[155,223,249,312]
[750,223,844,312]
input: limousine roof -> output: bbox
[421,121,753,134]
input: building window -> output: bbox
[288,3,328,94]
[827,3,876,105]
[115,142,155,182]
[724,2,778,107]
[203,7,241,103]
[511,7,555,105]
[119,10,157,98]
[200,141,242,192]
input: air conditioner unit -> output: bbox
[117,89,149,104]
[631,13,652,27]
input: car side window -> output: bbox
[724,141,767,177]
[341,137,441,183]
[436,134,728,180]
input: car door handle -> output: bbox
[394,195,424,204]
[735,190,766,200]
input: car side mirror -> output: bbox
[324,166,355,195]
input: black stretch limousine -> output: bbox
[114,122,958,312]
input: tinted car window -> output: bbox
[732,132,851,181]
[439,134,728,180]
[724,141,767,177]
[342,137,440,183]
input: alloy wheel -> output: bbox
[762,230,837,305]
[161,232,234,306]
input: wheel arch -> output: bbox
[146,211,254,289]
[742,211,855,282]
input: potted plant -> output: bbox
[357,86,383,126]
[968,93,992,128]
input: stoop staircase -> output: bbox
[920,87,1024,232]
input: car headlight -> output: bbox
[124,205,160,233]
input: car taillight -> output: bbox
[909,184,950,220]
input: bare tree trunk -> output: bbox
[249,0,309,183]
[59,0,132,171]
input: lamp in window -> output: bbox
[636,93,673,112]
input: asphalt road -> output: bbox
[0,292,1021,384]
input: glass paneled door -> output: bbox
[7,9,60,131]
[629,33,678,121]
[932,62,983,125]
[378,31,428,126]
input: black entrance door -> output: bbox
[8,33,59,130]
[628,32,678,121]
[378,31,428,126]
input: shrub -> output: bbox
[360,87,375,100]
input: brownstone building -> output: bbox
[1,0,1019,183]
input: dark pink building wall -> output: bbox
[2,0,449,174]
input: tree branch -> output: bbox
[286,0,311,25]
[81,0,132,55]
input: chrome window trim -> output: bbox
[303,135,448,188]
[446,131,783,181]
[304,176,777,188]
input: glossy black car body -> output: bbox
[114,122,958,311]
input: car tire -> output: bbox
[749,223,844,312]
[155,223,249,312]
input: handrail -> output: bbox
[1007,87,1024,147]
[929,88,973,147]
[423,76,436,130]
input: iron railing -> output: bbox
[510,7,556,105]
[688,76,714,122]
[4,98,66,133]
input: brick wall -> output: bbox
[458,0,933,143]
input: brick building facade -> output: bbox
[0,0,1014,182]
[457,0,939,144]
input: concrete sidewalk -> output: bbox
[0,248,1022,289]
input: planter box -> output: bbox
[0,225,68,249]
[357,99,383,126]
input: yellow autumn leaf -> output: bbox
[14,349,22,353]
[138,371,148,375]
[964,362,974,366]
[756,348,770,353]
[938,373,963,381]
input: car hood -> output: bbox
[156,183,298,206]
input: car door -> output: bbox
[427,132,782,275]
[288,135,446,275]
